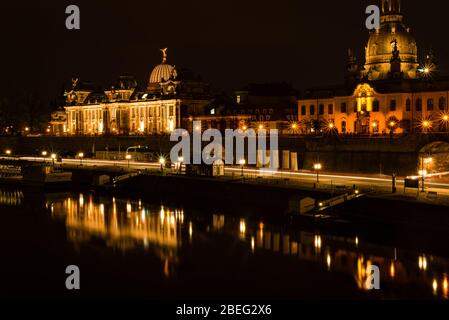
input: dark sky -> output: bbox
[1,0,449,103]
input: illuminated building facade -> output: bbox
[194,83,298,133]
[298,0,449,135]
[59,49,210,136]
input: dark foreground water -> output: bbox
[0,187,448,300]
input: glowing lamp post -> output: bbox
[177,156,184,173]
[159,157,166,172]
[51,153,57,166]
[314,163,322,184]
[5,149,12,156]
[41,151,48,157]
[78,152,84,166]
[422,120,431,133]
[420,156,433,192]
[125,154,132,168]
[239,159,246,177]
[291,123,298,133]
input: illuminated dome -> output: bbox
[149,63,177,84]
[363,0,419,80]
[148,48,177,85]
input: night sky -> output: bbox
[1,0,449,104]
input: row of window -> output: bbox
[234,108,275,115]
[300,104,334,116]
[300,97,447,116]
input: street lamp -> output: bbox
[78,152,84,165]
[125,154,132,168]
[421,120,432,132]
[51,153,57,166]
[239,159,246,176]
[314,163,322,184]
[177,156,184,173]
[159,157,166,172]
[41,151,48,157]
[5,149,12,156]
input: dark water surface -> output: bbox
[0,187,448,300]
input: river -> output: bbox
[0,187,447,300]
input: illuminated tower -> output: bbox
[363,0,419,80]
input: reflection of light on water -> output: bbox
[356,257,374,290]
[419,256,428,271]
[188,222,193,240]
[212,214,225,230]
[433,279,438,295]
[204,218,449,299]
[443,277,448,298]
[164,257,170,278]
[239,219,246,239]
[49,195,185,278]
[0,190,24,206]
[239,219,246,234]
[314,235,322,251]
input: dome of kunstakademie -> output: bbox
[363,0,419,80]
[149,63,177,84]
[148,48,177,85]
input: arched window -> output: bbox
[439,97,446,111]
[406,98,411,112]
[427,98,434,111]
[416,98,422,111]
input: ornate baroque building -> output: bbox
[58,49,210,136]
[298,0,449,135]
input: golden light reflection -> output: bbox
[314,235,322,251]
[443,277,448,299]
[239,219,246,239]
[419,255,428,271]
[48,195,184,277]
[390,262,395,278]
[433,279,438,295]
[188,222,193,241]
[212,214,225,230]
[0,190,24,206]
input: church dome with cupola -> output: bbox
[363,0,419,81]
[147,48,177,90]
